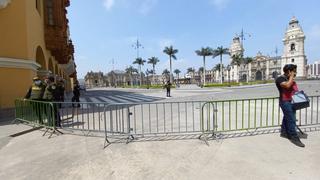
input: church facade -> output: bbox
[226,17,307,82]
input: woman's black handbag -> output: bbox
[291,91,310,110]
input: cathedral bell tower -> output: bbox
[229,37,244,57]
[281,16,307,78]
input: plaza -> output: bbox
[1,82,320,180]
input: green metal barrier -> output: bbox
[201,95,320,135]
[15,99,57,129]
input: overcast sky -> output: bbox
[67,0,320,78]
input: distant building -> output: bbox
[85,71,106,88]
[307,61,320,79]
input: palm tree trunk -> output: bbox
[203,56,206,86]
[247,67,249,83]
[139,65,142,86]
[152,64,155,85]
[130,74,133,88]
[169,56,172,83]
[220,55,223,84]
[237,65,239,83]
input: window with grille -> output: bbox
[47,0,54,25]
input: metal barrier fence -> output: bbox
[202,95,320,133]
[15,99,55,128]
[15,95,320,143]
[57,101,217,141]
[14,99,62,137]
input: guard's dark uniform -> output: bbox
[43,82,61,127]
[72,84,81,107]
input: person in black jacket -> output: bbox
[72,81,81,107]
[165,81,172,97]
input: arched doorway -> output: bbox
[36,46,46,70]
[242,74,247,82]
[256,71,262,81]
[272,71,278,79]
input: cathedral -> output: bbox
[227,16,307,82]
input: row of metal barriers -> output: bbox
[15,95,320,146]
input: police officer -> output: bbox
[43,76,61,127]
[55,78,65,108]
[25,76,46,124]
[25,77,45,100]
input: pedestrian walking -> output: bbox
[275,64,306,147]
[165,81,172,97]
[72,80,81,107]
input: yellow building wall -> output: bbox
[0,68,36,108]
[0,1,73,109]
[0,0,28,59]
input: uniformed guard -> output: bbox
[55,78,65,108]
[25,76,46,124]
[25,77,45,100]
[43,76,61,127]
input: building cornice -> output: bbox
[0,57,40,71]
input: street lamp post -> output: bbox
[227,65,231,87]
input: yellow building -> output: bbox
[0,0,76,116]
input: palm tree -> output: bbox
[163,46,178,83]
[243,57,253,83]
[174,69,181,86]
[231,54,243,83]
[213,46,230,84]
[198,67,204,73]
[162,69,170,82]
[133,57,146,86]
[125,66,138,87]
[147,57,160,85]
[195,47,213,86]
[187,67,195,73]
[213,64,224,71]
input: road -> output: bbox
[80,80,320,103]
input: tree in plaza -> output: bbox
[125,66,138,87]
[231,54,243,83]
[187,67,195,73]
[145,69,154,87]
[173,69,181,86]
[162,69,170,82]
[186,67,195,84]
[243,57,254,83]
[147,57,160,85]
[213,46,230,84]
[213,64,224,73]
[163,46,178,83]
[198,67,204,73]
[133,57,146,86]
[195,47,213,86]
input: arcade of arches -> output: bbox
[0,0,76,112]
